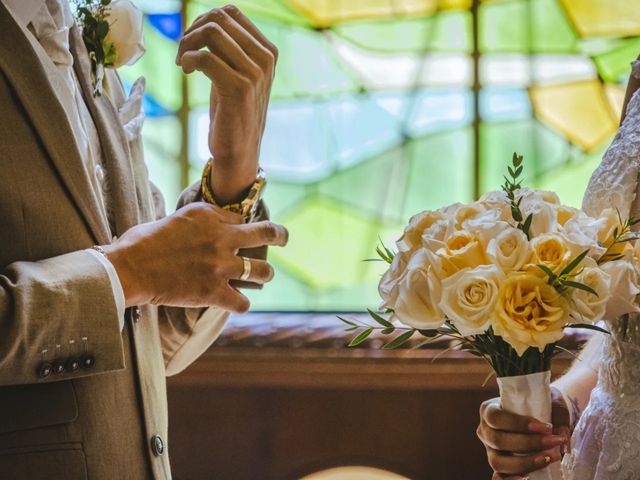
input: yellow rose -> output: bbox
[529,233,582,274]
[557,205,580,226]
[492,272,569,356]
[436,230,489,277]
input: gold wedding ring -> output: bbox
[240,256,252,281]
[544,455,552,464]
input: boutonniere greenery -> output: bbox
[74,0,116,96]
[74,0,146,97]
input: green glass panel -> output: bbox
[479,120,569,194]
[402,129,474,219]
[264,181,311,218]
[333,11,472,53]
[317,146,408,224]
[480,0,577,53]
[188,0,311,27]
[120,21,182,111]
[246,266,313,311]
[533,138,612,208]
[594,38,640,83]
[271,197,385,290]
[141,117,182,211]
[188,20,359,107]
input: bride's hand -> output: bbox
[477,388,571,479]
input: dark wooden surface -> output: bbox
[166,314,582,480]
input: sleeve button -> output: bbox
[52,359,66,375]
[37,362,52,378]
[80,354,95,369]
[66,357,80,373]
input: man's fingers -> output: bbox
[482,401,551,434]
[486,447,562,476]
[180,51,242,89]
[209,204,244,224]
[181,8,274,70]
[185,6,278,61]
[221,5,278,60]
[215,285,250,314]
[177,23,257,77]
[235,221,289,248]
[230,257,274,284]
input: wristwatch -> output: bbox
[200,158,266,223]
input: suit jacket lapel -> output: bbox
[0,3,111,244]
[68,26,140,236]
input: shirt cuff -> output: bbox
[85,248,126,332]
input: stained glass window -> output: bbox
[122,0,640,311]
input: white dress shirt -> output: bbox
[2,0,126,330]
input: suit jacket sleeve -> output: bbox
[154,180,269,376]
[0,250,125,385]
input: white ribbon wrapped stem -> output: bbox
[497,371,563,480]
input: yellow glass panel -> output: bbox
[530,80,618,152]
[301,467,409,480]
[604,83,626,122]
[559,0,640,37]
[439,0,472,9]
[286,0,438,27]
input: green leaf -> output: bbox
[418,329,440,338]
[565,323,610,335]
[96,20,110,40]
[348,328,374,347]
[381,327,395,335]
[367,309,393,328]
[382,330,415,349]
[521,213,533,236]
[536,263,557,282]
[508,166,515,177]
[559,249,590,277]
[101,0,111,5]
[515,165,523,177]
[337,316,358,328]
[513,153,523,167]
[562,280,598,297]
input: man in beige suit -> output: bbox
[0,1,287,478]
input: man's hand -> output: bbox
[102,203,288,312]
[176,5,277,205]
[477,388,571,479]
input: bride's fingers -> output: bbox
[481,400,552,434]
[478,420,566,453]
[486,446,562,476]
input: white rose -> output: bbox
[439,265,503,336]
[486,227,532,273]
[478,191,512,221]
[454,204,485,229]
[463,208,511,247]
[378,251,410,308]
[521,198,558,237]
[392,250,445,329]
[560,212,603,255]
[422,218,455,251]
[396,210,444,254]
[570,260,612,324]
[106,0,145,68]
[601,259,640,319]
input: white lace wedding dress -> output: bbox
[561,61,640,480]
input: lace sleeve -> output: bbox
[582,75,640,218]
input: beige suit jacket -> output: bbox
[0,4,262,478]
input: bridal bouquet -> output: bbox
[341,154,640,480]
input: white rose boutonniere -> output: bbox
[75,0,145,96]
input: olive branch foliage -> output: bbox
[339,153,611,377]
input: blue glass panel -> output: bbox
[480,88,531,121]
[148,13,183,41]
[122,80,174,117]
